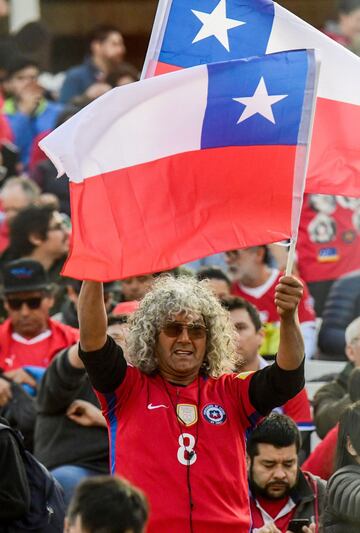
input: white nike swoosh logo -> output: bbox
[147,403,168,410]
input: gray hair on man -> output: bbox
[345,316,360,345]
[0,176,40,201]
[127,275,236,376]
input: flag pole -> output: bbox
[285,238,296,275]
[141,0,172,79]
[286,50,321,278]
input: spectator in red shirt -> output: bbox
[225,245,317,359]
[0,258,79,408]
[302,425,339,482]
[296,194,360,318]
[247,413,325,533]
[222,295,314,460]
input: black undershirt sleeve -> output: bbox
[249,358,305,416]
[78,336,127,394]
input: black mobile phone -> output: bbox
[288,518,310,533]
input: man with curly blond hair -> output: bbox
[76,274,305,533]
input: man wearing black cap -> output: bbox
[0,258,79,407]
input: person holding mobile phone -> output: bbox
[256,521,316,533]
[247,414,326,533]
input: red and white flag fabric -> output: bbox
[143,0,360,197]
[40,51,317,281]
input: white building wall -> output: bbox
[10,0,40,32]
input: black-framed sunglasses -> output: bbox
[6,297,43,311]
[162,321,207,340]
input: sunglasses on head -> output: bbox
[6,297,43,310]
[162,321,207,340]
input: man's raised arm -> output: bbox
[248,275,305,416]
[78,281,127,394]
[275,275,305,369]
[275,276,305,370]
[78,281,108,352]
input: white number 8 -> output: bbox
[177,433,197,466]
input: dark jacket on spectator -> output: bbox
[59,58,100,104]
[251,470,326,529]
[288,470,326,526]
[34,348,109,472]
[30,159,70,216]
[322,465,360,532]
[318,271,360,360]
[313,362,352,439]
[0,418,30,521]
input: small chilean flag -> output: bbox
[40,50,317,281]
[143,0,360,198]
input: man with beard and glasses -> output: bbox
[247,413,325,533]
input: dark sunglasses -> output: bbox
[162,321,207,340]
[6,297,43,310]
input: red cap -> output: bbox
[112,300,140,316]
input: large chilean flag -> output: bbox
[40,50,317,281]
[143,0,360,197]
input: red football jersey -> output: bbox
[0,318,79,371]
[97,367,260,533]
[280,388,314,431]
[231,269,315,324]
[297,193,360,283]
[302,424,338,481]
[251,495,296,532]
[231,270,316,357]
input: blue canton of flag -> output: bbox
[159,0,275,68]
[201,50,311,149]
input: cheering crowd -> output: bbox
[1,1,360,532]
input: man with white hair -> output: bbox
[77,274,305,533]
[313,316,360,438]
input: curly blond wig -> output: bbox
[127,275,236,377]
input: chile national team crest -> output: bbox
[203,404,227,425]
[177,404,198,427]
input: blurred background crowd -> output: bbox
[0,1,359,532]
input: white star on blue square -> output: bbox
[201,51,309,149]
[159,0,275,68]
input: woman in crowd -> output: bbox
[322,401,360,532]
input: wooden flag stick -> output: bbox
[285,238,297,276]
